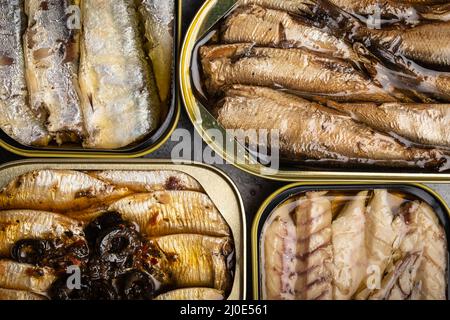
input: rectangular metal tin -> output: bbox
[251,182,450,300]
[179,0,450,182]
[0,1,181,158]
[0,159,246,300]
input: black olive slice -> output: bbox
[11,239,48,265]
[96,227,141,263]
[116,270,155,300]
[84,212,125,248]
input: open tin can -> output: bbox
[0,1,181,158]
[180,0,450,182]
[0,159,246,300]
[252,182,450,300]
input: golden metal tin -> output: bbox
[180,0,450,182]
[0,159,246,300]
[251,182,450,300]
[0,1,181,158]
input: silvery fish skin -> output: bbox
[89,170,204,193]
[0,210,84,256]
[0,170,130,212]
[109,192,230,237]
[0,288,46,300]
[222,5,358,61]
[24,0,85,144]
[154,288,224,300]
[139,0,174,106]
[215,85,447,169]
[328,103,450,148]
[293,192,333,300]
[200,44,397,102]
[332,191,368,300]
[0,260,56,296]
[151,234,233,291]
[0,0,50,146]
[79,0,160,149]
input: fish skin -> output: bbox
[373,22,450,69]
[154,288,224,300]
[79,0,160,149]
[398,201,447,300]
[0,0,50,146]
[89,170,204,193]
[109,192,230,237]
[222,5,358,61]
[293,192,333,300]
[0,170,130,212]
[0,260,56,296]
[151,234,233,291]
[0,210,84,256]
[238,0,312,14]
[263,212,297,300]
[332,191,368,300]
[0,288,46,300]
[23,0,85,144]
[215,85,447,169]
[305,0,450,69]
[200,44,397,102]
[139,0,174,106]
[328,102,450,148]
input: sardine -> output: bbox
[215,85,447,170]
[329,0,450,23]
[238,0,312,14]
[0,0,50,146]
[109,192,230,237]
[0,170,130,212]
[0,288,46,300]
[79,0,160,149]
[154,288,224,300]
[89,170,203,193]
[23,0,85,144]
[200,44,397,102]
[303,0,450,69]
[0,260,56,296]
[222,5,358,61]
[0,210,84,256]
[361,190,399,296]
[263,210,297,300]
[293,192,333,300]
[398,201,447,300]
[139,0,174,106]
[328,102,450,148]
[332,191,368,300]
[151,234,233,291]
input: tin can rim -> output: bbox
[251,182,450,300]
